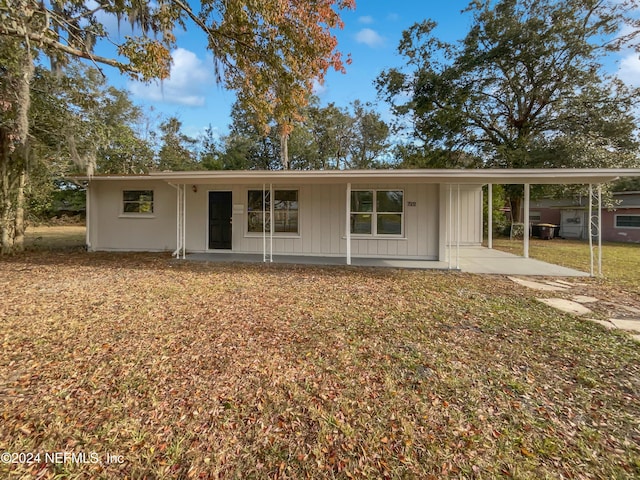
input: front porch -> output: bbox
[184,245,588,276]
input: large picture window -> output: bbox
[247,189,299,234]
[351,190,403,236]
[615,215,640,228]
[123,190,153,214]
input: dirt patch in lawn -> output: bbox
[1,252,639,479]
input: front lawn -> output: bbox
[490,237,640,294]
[1,244,639,479]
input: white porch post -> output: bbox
[269,183,273,263]
[169,183,184,258]
[176,185,180,257]
[262,183,266,263]
[598,184,602,276]
[588,184,603,277]
[523,183,530,259]
[448,184,453,269]
[346,183,351,265]
[182,184,186,259]
[456,184,460,270]
[487,183,493,249]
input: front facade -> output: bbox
[81,169,640,264]
[85,175,483,261]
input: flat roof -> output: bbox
[75,168,640,185]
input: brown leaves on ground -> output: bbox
[1,251,639,479]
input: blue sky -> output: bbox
[97,1,640,140]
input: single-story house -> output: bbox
[77,169,640,265]
[530,191,640,243]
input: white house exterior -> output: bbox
[80,169,640,264]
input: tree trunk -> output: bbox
[13,169,26,252]
[509,196,523,223]
[280,132,289,170]
[0,146,13,254]
[0,46,34,254]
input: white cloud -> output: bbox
[355,28,385,48]
[312,78,328,96]
[358,15,374,24]
[128,48,214,107]
[618,53,640,87]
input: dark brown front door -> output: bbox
[209,191,232,249]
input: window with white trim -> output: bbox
[615,214,640,228]
[247,189,299,233]
[123,190,153,214]
[351,190,403,236]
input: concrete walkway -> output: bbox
[185,246,589,277]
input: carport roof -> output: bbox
[77,168,640,185]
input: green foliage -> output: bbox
[377,0,640,170]
[157,117,198,171]
[222,97,392,170]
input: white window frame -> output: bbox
[615,214,640,229]
[121,190,154,217]
[350,189,404,237]
[246,188,300,237]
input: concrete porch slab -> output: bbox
[184,246,589,277]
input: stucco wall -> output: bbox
[88,180,177,252]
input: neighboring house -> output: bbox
[530,191,640,243]
[77,169,640,263]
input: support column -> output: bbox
[588,184,603,277]
[85,183,92,250]
[487,184,493,249]
[269,183,273,263]
[346,183,351,265]
[262,183,266,263]
[448,184,453,269]
[182,184,186,259]
[456,184,460,270]
[170,183,185,258]
[523,183,530,259]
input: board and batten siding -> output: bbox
[185,183,441,258]
[88,180,483,258]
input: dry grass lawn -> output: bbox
[0,227,639,479]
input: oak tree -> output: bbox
[0,0,354,252]
[377,0,640,219]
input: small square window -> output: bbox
[123,190,153,214]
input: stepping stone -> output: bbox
[609,318,640,333]
[554,280,575,287]
[632,335,640,343]
[537,298,592,316]
[545,281,572,288]
[620,305,640,315]
[588,319,616,329]
[508,276,569,292]
[572,295,599,304]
